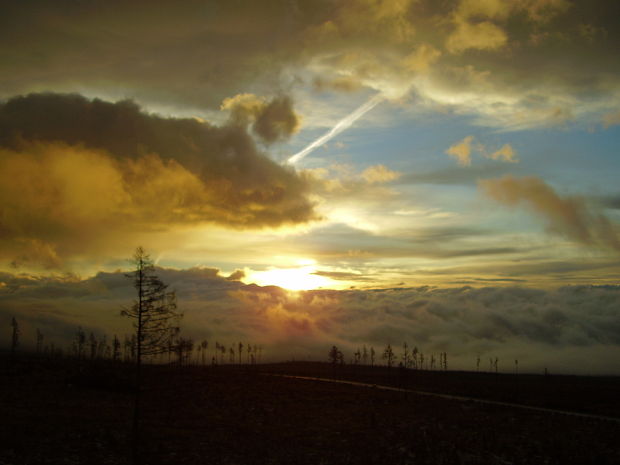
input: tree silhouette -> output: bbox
[89,332,97,360]
[112,335,121,362]
[73,326,86,360]
[402,342,409,368]
[382,344,395,368]
[36,328,44,354]
[122,246,182,465]
[176,337,193,366]
[200,340,208,365]
[328,345,342,365]
[370,346,375,366]
[10,317,19,358]
[354,348,361,364]
[123,247,182,363]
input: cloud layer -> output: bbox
[1,268,619,374]
[2,0,619,129]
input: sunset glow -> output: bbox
[1,0,619,374]
[247,265,335,291]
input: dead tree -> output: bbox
[122,247,182,465]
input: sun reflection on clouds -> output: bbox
[245,258,338,291]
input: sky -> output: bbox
[1,0,619,373]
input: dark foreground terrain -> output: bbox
[1,357,619,465]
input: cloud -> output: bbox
[0,93,318,268]
[444,0,570,54]
[486,143,518,163]
[597,195,620,210]
[361,165,402,184]
[479,175,620,251]
[1,0,618,130]
[401,44,442,73]
[2,268,619,374]
[221,93,301,144]
[445,136,474,166]
[446,20,508,54]
[313,75,363,93]
[444,137,518,166]
[601,110,620,128]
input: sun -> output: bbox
[247,260,334,291]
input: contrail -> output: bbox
[287,93,384,164]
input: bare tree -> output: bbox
[402,342,409,368]
[328,345,343,365]
[412,346,418,369]
[123,247,182,364]
[89,332,97,360]
[176,337,193,366]
[122,247,182,464]
[382,344,395,368]
[201,340,208,365]
[36,328,44,354]
[354,348,361,364]
[112,335,121,362]
[10,317,19,358]
[73,327,86,360]
[370,346,375,366]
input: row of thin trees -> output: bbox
[329,343,449,371]
[329,344,516,373]
[7,318,263,367]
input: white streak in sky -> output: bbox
[287,93,384,164]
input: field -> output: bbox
[1,357,619,465]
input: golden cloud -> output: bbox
[445,136,474,166]
[361,165,402,184]
[486,144,518,163]
[0,93,319,268]
[479,175,620,251]
[446,20,508,54]
[221,93,302,143]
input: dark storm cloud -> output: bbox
[222,94,301,144]
[0,93,318,267]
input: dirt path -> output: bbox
[267,373,620,424]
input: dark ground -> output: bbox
[1,357,619,465]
